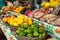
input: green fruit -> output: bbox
[27,34,32,37]
[16,30,20,34]
[24,30,27,33]
[39,32,46,38]
[21,23,28,29]
[16,27,20,34]
[31,24,35,27]
[39,34,42,38]
[31,25,38,31]
[39,33,45,38]
[34,24,40,28]
[34,27,38,31]
[20,27,25,31]
[20,23,24,27]
[42,33,45,37]
[33,31,39,37]
[39,27,44,33]
[31,25,35,28]
[31,25,35,29]
[20,32,26,36]
[26,28,32,33]
[24,26,28,29]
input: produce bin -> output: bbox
[0,11,59,40]
[19,36,46,40]
[0,12,48,40]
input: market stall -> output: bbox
[0,0,60,40]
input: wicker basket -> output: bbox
[18,36,46,40]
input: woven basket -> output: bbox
[18,36,46,40]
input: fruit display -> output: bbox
[30,7,60,26]
[2,13,48,40]
[2,14,33,26]
[41,0,60,7]
[30,7,51,15]
[40,14,57,22]
[2,6,24,13]
[50,18,60,26]
[0,0,60,40]
[16,23,47,39]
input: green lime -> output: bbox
[27,34,32,37]
[33,31,39,37]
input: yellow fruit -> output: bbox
[18,14,24,19]
[56,0,60,2]
[50,0,55,2]
[23,23,28,25]
[7,17,11,23]
[3,17,8,22]
[10,16,16,19]
[9,21,14,25]
[8,18,14,24]
[14,18,18,22]
[19,6,24,10]
[23,16,28,23]
[59,3,60,5]
[13,22,19,26]
[13,10,16,12]
[28,18,33,25]
[51,1,59,7]
[16,11,20,13]
[45,2,50,7]
[41,2,47,6]
[7,17,11,20]
[16,8,19,10]
[18,6,24,12]
[17,19,23,25]
[24,18,27,23]
[28,21,33,25]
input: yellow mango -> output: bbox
[16,8,19,10]
[50,0,55,2]
[8,18,14,24]
[3,17,8,22]
[10,16,16,19]
[41,2,47,6]
[17,19,23,25]
[13,22,19,26]
[9,21,14,25]
[24,18,27,23]
[18,14,24,19]
[45,2,50,7]
[27,18,33,25]
[23,16,28,23]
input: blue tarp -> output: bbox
[0,0,5,8]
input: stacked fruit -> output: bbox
[16,23,47,38]
[13,6,24,13]
[3,6,24,13]
[3,6,11,11]
[2,14,33,26]
[41,0,60,7]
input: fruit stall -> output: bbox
[0,0,60,40]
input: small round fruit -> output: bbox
[3,17,8,22]
[27,34,32,37]
[33,31,39,37]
